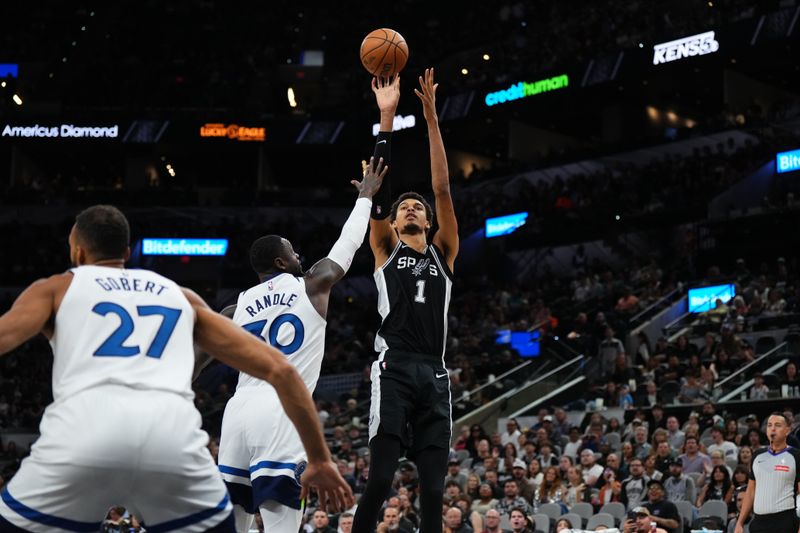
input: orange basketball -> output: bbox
[360,28,409,78]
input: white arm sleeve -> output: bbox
[327,197,372,273]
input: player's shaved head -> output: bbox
[72,205,130,261]
[250,235,302,276]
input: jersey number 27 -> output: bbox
[92,302,182,358]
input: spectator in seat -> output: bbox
[533,467,563,511]
[599,327,626,380]
[484,470,503,499]
[642,381,659,407]
[662,458,695,505]
[562,466,586,509]
[555,517,574,532]
[678,372,706,404]
[616,287,640,314]
[643,454,663,482]
[471,483,499,516]
[563,426,582,460]
[595,467,622,507]
[781,362,799,397]
[748,373,769,400]
[510,460,534,501]
[695,465,733,509]
[446,457,468,491]
[622,506,668,533]
[653,441,675,474]
[621,458,649,511]
[537,441,558,468]
[496,479,530,517]
[698,402,723,433]
[707,426,738,462]
[508,508,533,533]
[726,488,751,533]
[579,448,604,487]
[443,506,473,533]
[558,455,574,481]
[338,512,354,533]
[527,459,544,490]
[480,509,505,533]
[466,473,482,501]
[698,332,718,362]
[502,419,522,451]
[666,416,685,450]
[311,510,338,533]
[642,479,681,533]
[633,426,652,459]
[679,436,711,480]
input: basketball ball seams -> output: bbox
[360,28,407,77]
[372,32,395,77]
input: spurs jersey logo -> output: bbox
[397,256,439,276]
[412,258,430,277]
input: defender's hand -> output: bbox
[352,156,388,199]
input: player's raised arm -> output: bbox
[415,68,458,272]
[304,157,388,315]
[369,75,401,268]
[0,274,71,354]
[182,288,354,511]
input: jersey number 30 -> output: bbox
[243,314,305,355]
[92,302,182,358]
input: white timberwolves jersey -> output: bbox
[50,265,195,402]
[232,274,326,391]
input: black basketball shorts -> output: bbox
[367,350,452,455]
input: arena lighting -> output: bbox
[371,114,416,136]
[199,123,266,142]
[141,239,229,257]
[287,87,297,108]
[484,74,569,107]
[687,283,735,313]
[776,148,800,174]
[1,124,119,138]
[485,212,528,238]
[652,31,720,65]
[12,94,22,105]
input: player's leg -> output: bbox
[351,432,406,533]
[258,500,302,533]
[232,505,255,533]
[414,446,449,533]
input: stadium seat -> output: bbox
[571,502,594,527]
[587,512,616,530]
[674,500,694,529]
[460,457,473,470]
[699,500,728,522]
[455,449,469,463]
[599,502,626,524]
[785,333,800,354]
[688,472,704,487]
[725,456,738,470]
[533,513,550,533]
[562,512,583,530]
[500,514,512,531]
[755,335,776,355]
[538,503,564,521]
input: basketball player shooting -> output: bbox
[0,205,353,533]
[215,159,387,533]
[352,69,459,533]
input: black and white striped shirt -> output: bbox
[748,445,800,515]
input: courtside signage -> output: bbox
[199,123,265,142]
[687,283,735,313]
[142,239,229,256]
[485,212,528,238]
[776,148,800,174]
[372,114,416,136]
[1,124,119,138]
[484,75,569,107]
[653,31,720,65]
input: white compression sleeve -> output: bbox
[327,197,372,273]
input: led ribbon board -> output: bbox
[485,212,528,238]
[687,283,735,313]
[776,148,800,174]
[1,124,119,138]
[484,75,569,107]
[653,31,720,65]
[142,239,229,256]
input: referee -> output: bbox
[735,412,800,533]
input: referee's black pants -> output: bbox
[749,509,799,533]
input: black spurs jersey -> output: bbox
[374,241,453,358]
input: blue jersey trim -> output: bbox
[147,493,229,533]
[249,460,297,472]
[252,474,302,510]
[219,464,250,478]
[767,445,792,456]
[1,488,101,532]
[224,481,256,514]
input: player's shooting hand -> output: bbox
[414,68,438,123]
[372,74,400,115]
[300,460,355,513]
[352,156,388,199]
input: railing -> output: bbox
[713,342,787,392]
[719,358,791,402]
[629,287,680,326]
[461,360,535,403]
